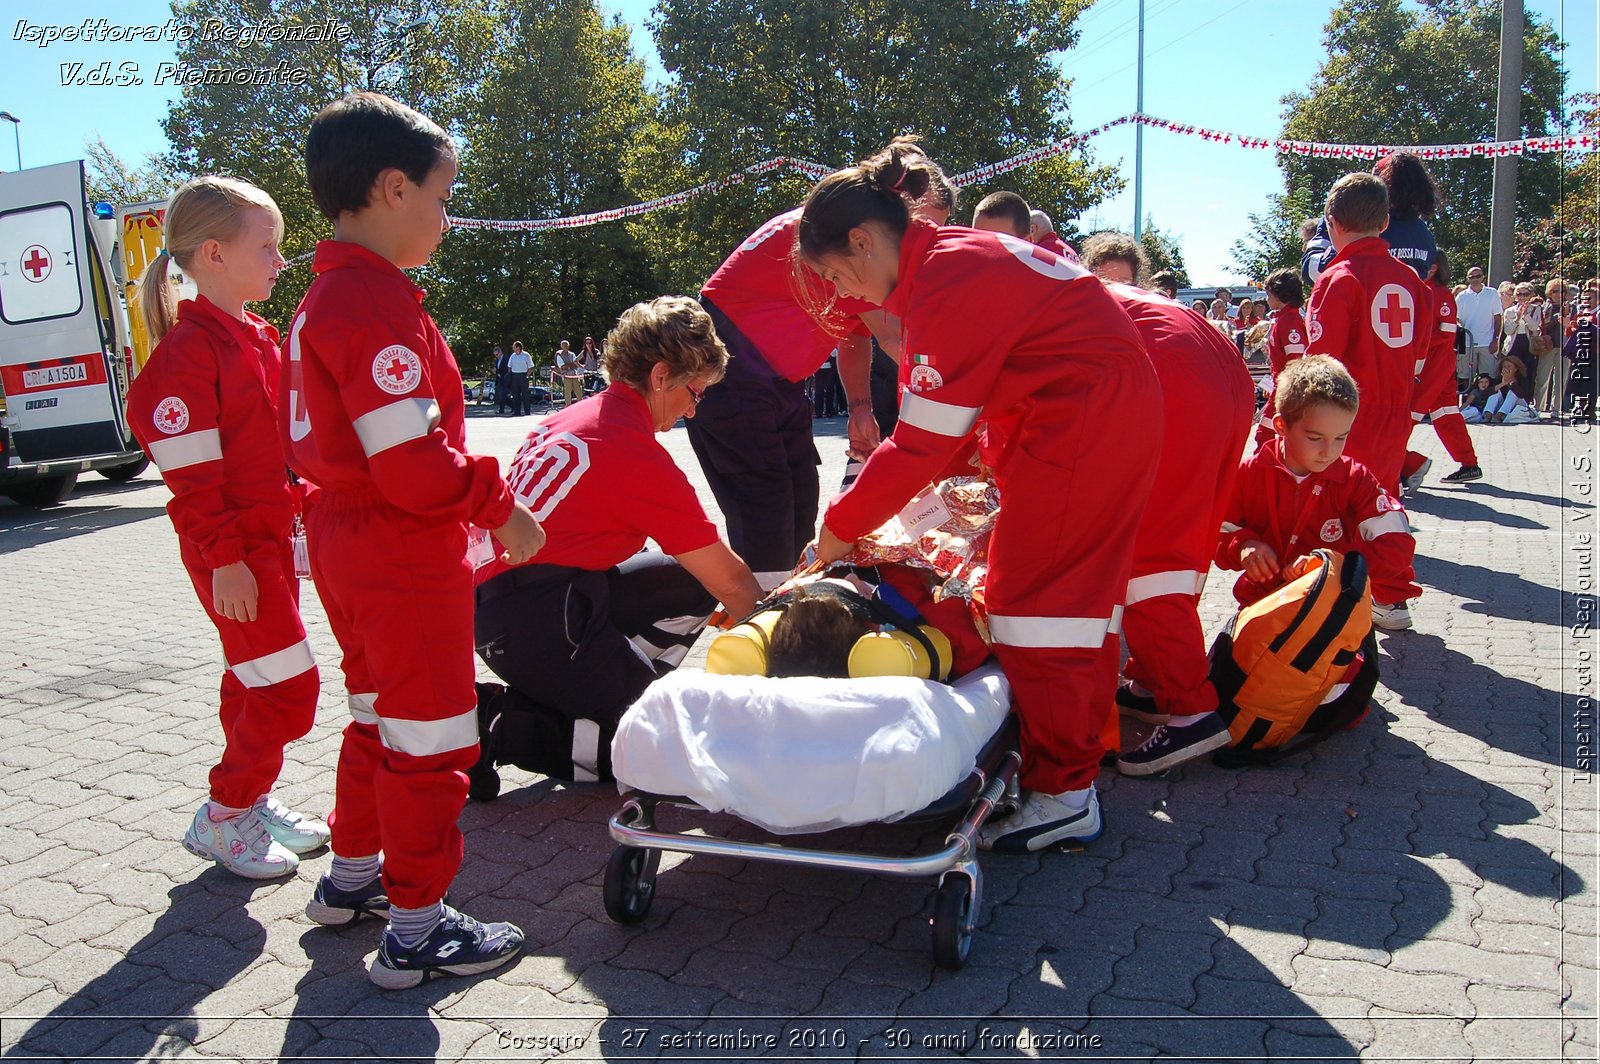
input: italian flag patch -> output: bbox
[911,353,933,366]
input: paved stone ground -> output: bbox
[1,403,1595,1062]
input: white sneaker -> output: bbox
[1402,457,1432,496]
[182,804,299,879]
[978,787,1102,853]
[1372,601,1414,631]
[253,795,331,855]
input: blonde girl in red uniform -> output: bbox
[799,143,1167,853]
[127,177,328,879]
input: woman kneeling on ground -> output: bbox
[470,297,763,795]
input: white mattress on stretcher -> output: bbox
[610,663,1012,835]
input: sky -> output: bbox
[2,0,1594,285]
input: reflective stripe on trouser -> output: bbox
[179,535,319,810]
[986,354,1163,794]
[307,497,477,909]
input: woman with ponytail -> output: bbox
[127,176,329,880]
[798,141,1170,853]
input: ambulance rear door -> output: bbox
[0,161,136,465]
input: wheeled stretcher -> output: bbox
[603,663,1021,969]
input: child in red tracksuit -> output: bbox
[1217,357,1419,631]
[1401,252,1482,488]
[127,177,328,880]
[287,93,545,989]
[1255,268,1308,445]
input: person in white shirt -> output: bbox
[553,340,584,405]
[1455,265,1502,387]
[505,341,533,415]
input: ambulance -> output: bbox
[0,160,170,505]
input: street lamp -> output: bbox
[0,112,20,172]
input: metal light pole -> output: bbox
[0,112,20,172]
[1488,0,1523,285]
[1132,0,1145,240]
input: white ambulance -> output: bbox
[0,161,154,505]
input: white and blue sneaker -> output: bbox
[253,795,331,855]
[978,787,1102,853]
[182,804,298,880]
[306,873,391,927]
[369,905,525,989]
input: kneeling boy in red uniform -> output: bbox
[1217,357,1418,626]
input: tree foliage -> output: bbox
[1277,0,1566,277]
[1515,93,1599,282]
[1230,181,1320,284]
[84,136,177,206]
[632,0,1121,293]
[1139,220,1190,287]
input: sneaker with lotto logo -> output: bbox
[977,787,1102,854]
[1402,457,1432,496]
[182,804,299,880]
[369,905,525,989]
[306,873,391,927]
[253,795,331,855]
[1372,601,1414,631]
[1115,679,1169,724]
[1116,712,1232,776]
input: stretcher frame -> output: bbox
[603,716,1022,969]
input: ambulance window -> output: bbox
[84,229,116,350]
[0,202,85,324]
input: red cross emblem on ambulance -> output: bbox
[1370,284,1415,348]
[20,245,51,283]
[372,345,423,395]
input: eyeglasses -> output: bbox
[685,382,705,407]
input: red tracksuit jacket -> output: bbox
[128,296,297,563]
[1305,236,1432,492]
[1217,438,1418,607]
[1413,280,1461,420]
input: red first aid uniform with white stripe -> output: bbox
[1216,438,1419,607]
[284,241,515,909]
[824,222,1162,796]
[1404,279,1478,475]
[1305,236,1433,495]
[1112,285,1256,719]
[1255,306,1308,443]
[127,296,318,810]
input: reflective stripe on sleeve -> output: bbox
[1220,521,1243,534]
[1125,569,1207,605]
[353,398,440,457]
[148,428,223,472]
[1412,411,1426,422]
[376,707,479,756]
[349,692,379,725]
[898,392,981,438]
[229,638,315,688]
[1284,343,1306,355]
[989,610,1121,649]
[1430,405,1461,421]
[1414,358,1427,374]
[1440,322,1457,332]
[1359,512,1410,540]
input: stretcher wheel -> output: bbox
[603,845,659,924]
[931,876,975,970]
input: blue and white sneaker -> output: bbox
[182,804,298,880]
[978,787,1102,853]
[253,795,331,855]
[369,905,524,989]
[306,873,391,927]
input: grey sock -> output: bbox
[388,901,445,948]
[328,853,380,892]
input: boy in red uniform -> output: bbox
[1255,268,1308,445]
[1304,173,1432,498]
[286,92,544,988]
[1401,252,1483,489]
[1217,357,1419,629]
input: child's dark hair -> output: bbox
[973,191,1031,238]
[1325,172,1389,235]
[797,140,943,261]
[766,585,875,678]
[1430,247,1451,287]
[306,92,455,220]
[1264,267,1304,310]
[1374,151,1440,220]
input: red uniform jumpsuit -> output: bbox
[1216,438,1419,608]
[1113,285,1256,718]
[1402,280,1478,479]
[284,242,515,909]
[127,296,318,809]
[1036,232,1080,263]
[824,222,1162,796]
[693,210,877,585]
[1305,236,1433,496]
[1254,305,1308,445]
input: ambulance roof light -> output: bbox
[93,202,114,219]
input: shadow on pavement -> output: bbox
[1413,554,1564,627]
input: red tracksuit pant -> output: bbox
[1122,363,1255,719]
[308,488,479,909]
[1402,410,1478,477]
[986,366,1162,795]
[179,536,319,810]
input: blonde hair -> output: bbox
[1275,354,1359,425]
[138,176,283,345]
[602,296,729,393]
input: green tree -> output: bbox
[1230,181,1320,284]
[84,136,177,206]
[632,0,1121,293]
[1277,0,1566,277]
[432,0,664,373]
[1139,219,1190,287]
[1515,93,1599,282]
